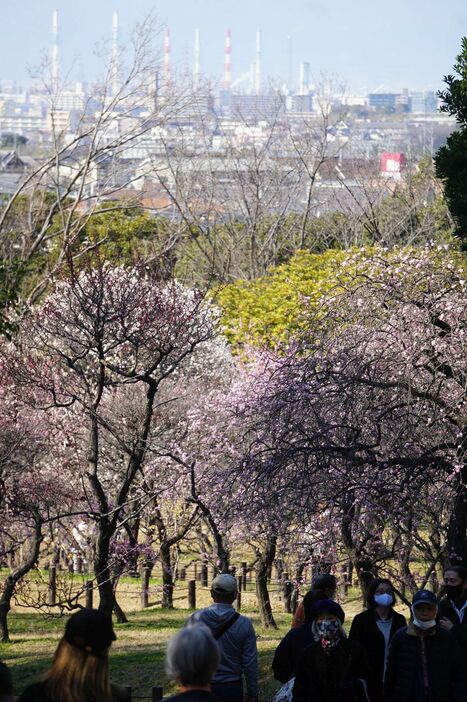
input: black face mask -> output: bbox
[445,584,465,600]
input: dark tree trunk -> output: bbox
[255,535,277,629]
[123,514,141,576]
[291,563,305,613]
[160,542,174,608]
[95,521,115,617]
[189,463,230,572]
[340,497,376,603]
[113,594,128,623]
[447,446,467,566]
[0,516,42,642]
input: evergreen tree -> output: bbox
[435,38,467,250]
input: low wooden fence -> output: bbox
[40,561,354,613]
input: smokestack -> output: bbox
[194,28,200,89]
[254,30,262,94]
[287,35,293,94]
[111,11,119,96]
[163,28,171,89]
[51,9,59,91]
[299,62,310,95]
[223,29,232,92]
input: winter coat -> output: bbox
[437,596,467,653]
[349,608,406,701]
[383,623,466,702]
[188,603,258,696]
[272,623,316,682]
[292,638,370,702]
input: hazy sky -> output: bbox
[2,0,467,93]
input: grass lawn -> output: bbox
[0,583,407,700]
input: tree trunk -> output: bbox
[291,563,305,613]
[0,516,42,642]
[95,521,115,617]
[340,497,376,603]
[160,542,174,608]
[255,535,277,629]
[447,445,467,566]
[113,594,128,623]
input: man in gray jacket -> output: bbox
[188,574,258,702]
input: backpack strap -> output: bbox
[213,611,241,640]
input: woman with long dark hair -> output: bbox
[349,578,406,702]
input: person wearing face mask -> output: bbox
[292,600,370,702]
[384,589,466,702]
[349,578,406,702]
[437,565,467,657]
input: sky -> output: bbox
[2,0,467,93]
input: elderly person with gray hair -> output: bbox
[165,626,221,702]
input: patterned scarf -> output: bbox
[316,619,341,653]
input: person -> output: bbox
[349,578,406,702]
[384,589,466,702]
[187,574,258,702]
[18,608,125,702]
[0,661,13,702]
[292,599,370,702]
[437,564,467,653]
[165,625,221,702]
[291,574,337,629]
[272,591,319,683]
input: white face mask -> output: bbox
[411,607,437,630]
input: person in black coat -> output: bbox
[384,589,466,702]
[437,565,467,654]
[292,600,370,702]
[349,578,406,702]
[273,591,319,682]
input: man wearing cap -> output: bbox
[187,574,258,702]
[384,589,466,702]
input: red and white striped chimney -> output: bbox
[163,28,171,88]
[223,29,232,91]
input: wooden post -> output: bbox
[236,576,242,611]
[188,580,196,609]
[141,566,150,608]
[201,563,208,587]
[85,580,93,609]
[282,572,293,613]
[241,562,247,591]
[48,565,56,606]
[152,686,164,702]
[338,564,349,598]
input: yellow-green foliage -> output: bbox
[215,249,347,349]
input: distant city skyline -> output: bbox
[2,0,467,93]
